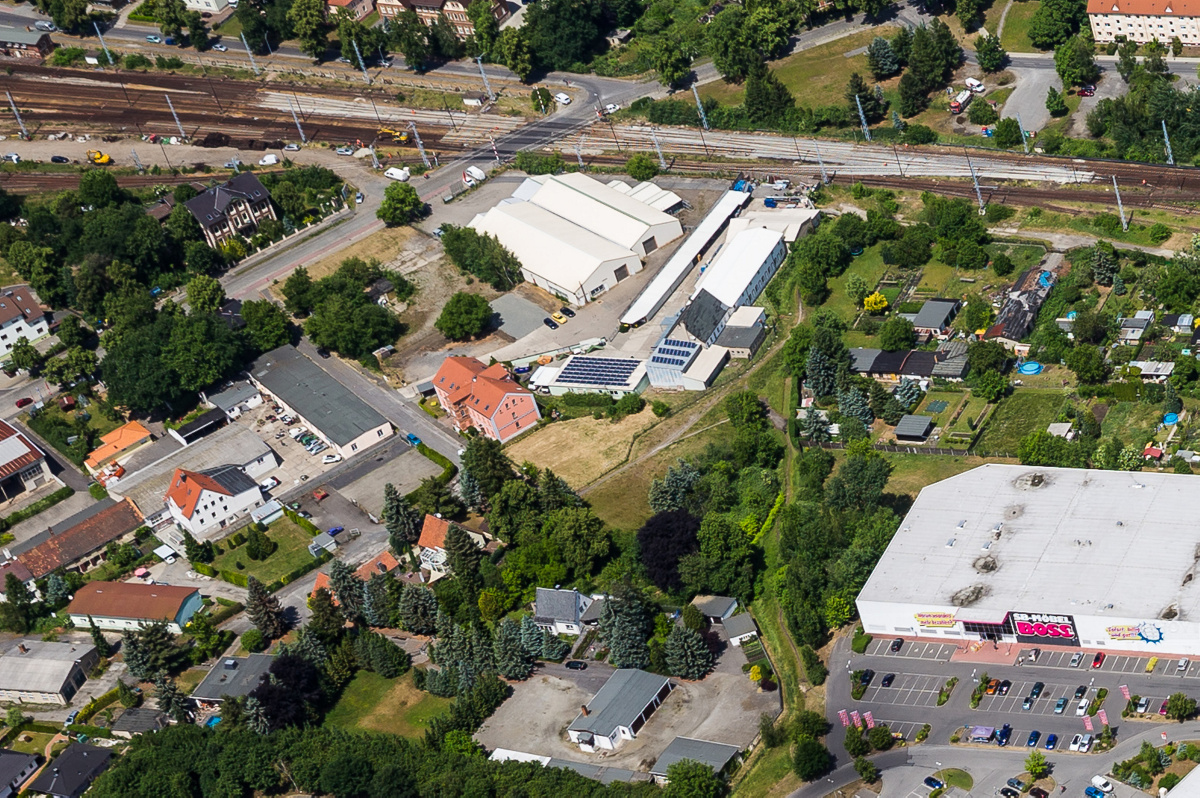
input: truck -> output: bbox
[965,77,985,93]
[462,165,487,188]
[950,89,973,115]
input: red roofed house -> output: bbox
[432,356,540,443]
[0,419,53,504]
[1087,0,1200,43]
[326,0,373,22]
[14,498,144,581]
[0,288,49,363]
[165,466,264,539]
[417,514,485,580]
[311,549,402,601]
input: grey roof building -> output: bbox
[580,597,606,625]
[850,348,882,374]
[679,290,730,346]
[202,381,262,419]
[894,415,934,442]
[533,588,592,636]
[0,640,98,706]
[568,669,674,751]
[650,737,742,783]
[183,172,277,250]
[722,613,758,644]
[191,655,274,703]
[167,408,227,445]
[547,759,642,784]
[248,346,393,457]
[911,299,960,336]
[28,744,111,798]
[0,749,38,798]
[691,595,738,621]
[110,708,169,739]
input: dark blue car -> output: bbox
[923,776,943,790]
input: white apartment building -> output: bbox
[1088,0,1200,43]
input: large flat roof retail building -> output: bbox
[857,464,1200,655]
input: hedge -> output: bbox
[77,687,121,724]
[0,486,74,531]
[417,443,456,482]
[266,551,332,593]
[284,509,322,537]
[208,600,244,625]
[192,562,216,577]
[220,570,248,588]
[66,723,114,739]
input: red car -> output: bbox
[1079,86,1096,97]
[1092,652,1106,668]
[14,398,31,409]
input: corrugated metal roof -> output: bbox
[568,669,672,737]
[651,737,741,776]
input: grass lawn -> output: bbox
[937,768,975,790]
[505,407,659,491]
[176,667,209,695]
[8,730,55,755]
[974,390,1063,455]
[947,392,991,435]
[987,242,1046,273]
[25,399,125,466]
[999,0,1041,53]
[699,28,897,107]
[915,390,968,430]
[324,670,450,738]
[1098,400,1166,447]
[746,348,790,417]
[209,518,318,585]
[827,245,890,323]
[885,453,996,498]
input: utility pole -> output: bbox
[5,92,26,140]
[606,117,622,153]
[130,150,146,173]
[368,145,380,170]
[204,73,223,114]
[286,96,307,144]
[574,134,586,169]
[351,39,370,84]
[229,155,240,173]
[441,96,457,131]
[264,34,273,56]
[813,140,829,185]
[408,121,430,168]
[964,148,986,215]
[650,126,667,171]
[240,33,261,76]
[475,55,496,103]
[1163,120,1175,166]
[892,142,904,178]
[1015,112,1030,154]
[164,94,186,140]
[1113,175,1128,231]
[691,84,709,131]
[93,21,113,66]
[488,137,500,163]
[855,95,871,142]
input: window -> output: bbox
[377,429,384,437]
[351,443,358,451]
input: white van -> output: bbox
[384,166,410,182]
[462,165,487,187]
[258,153,279,166]
[965,77,985,93]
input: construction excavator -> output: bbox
[85,150,111,165]
[377,127,409,144]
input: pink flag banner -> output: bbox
[851,711,862,728]
[1098,709,1108,726]
[864,712,875,729]
[1083,715,1094,732]
[1120,685,1131,700]
[838,710,850,727]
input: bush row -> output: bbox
[266,551,332,593]
[0,486,74,532]
[76,686,121,724]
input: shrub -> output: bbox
[241,629,265,652]
[1149,223,1173,244]
[851,627,872,654]
[800,646,828,685]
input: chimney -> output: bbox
[17,644,27,654]
[580,704,589,717]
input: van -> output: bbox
[34,20,56,31]
[383,166,410,182]
[950,89,973,114]
[258,154,279,166]
[462,165,486,187]
[965,77,985,93]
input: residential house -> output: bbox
[84,421,153,475]
[567,669,674,752]
[191,655,274,705]
[650,737,741,785]
[27,744,111,798]
[432,356,541,443]
[67,581,202,633]
[183,172,276,250]
[0,750,39,798]
[311,549,401,600]
[326,0,373,20]
[984,268,1057,354]
[110,708,169,739]
[690,595,738,624]
[0,419,54,503]
[533,588,593,636]
[1118,310,1156,344]
[722,614,759,647]
[0,288,49,361]
[0,30,54,60]
[164,466,264,538]
[416,514,485,579]
[1161,313,1196,334]
[0,640,98,705]
[4,498,144,581]
[1088,0,1200,44]
[1128,360,1175,382]
[932,340,970,382]
[911,299,961,341]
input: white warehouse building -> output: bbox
[469,173,683,306]
[857,464,1200,656]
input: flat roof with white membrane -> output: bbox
[691,228,784,308]
[858,464,1200,622]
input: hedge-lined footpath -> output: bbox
[0,486,74,532]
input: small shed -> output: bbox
[651,737,741,785]
[462,92,487,107]
[722,613,758,647]
[691,595,738,623]
[57,395,77,411]
[894,414,934,442]
[1046,422,1073,439]
[308,532,338,556]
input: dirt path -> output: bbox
[995,0,1015,40]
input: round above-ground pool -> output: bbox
[1018,362,1043,375]
[1165,413,1180,425]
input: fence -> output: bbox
[798,439,1015,458]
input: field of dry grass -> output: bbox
[505,407,660,489]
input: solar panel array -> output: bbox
[650,338,699,369]
[557,357,642,387]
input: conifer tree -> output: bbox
[154,672,190,722]
[328,559,364,621]
[664,625,714,680]
[398,586,439,635]
[246,576,288,640]
[88,615,111,657]
[493,618,534,680]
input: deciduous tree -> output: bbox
[377,182,425,226]
[435,292,492,340]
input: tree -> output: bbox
[745,62,795,125]
[328,559,365,621]
[976,33,1008,72]
[653,37,693,88]
[597,588,650,670]
[78,170,123,208]
[154,672,191,723]
[493,618,534,680]
[649,458,701,513]
[878,316,916,351]
[411,477,462,518]
[382,484,420,554]
[1029,0,1086,48]
[898,72,927,117]
[867,36,899,79]
[154,0,187,38]
[1046,86,1068,116]
[465,0,499,53]
[855,757,880,783]
[792,736,834,781]
[1166,691,1198,721]
[626,153,659,181]
[240,300,291,352]
[435,292,492,340]
[308,588,344,645]
[664,625,713,680]
[1025,749,1050,779]
[398,585,438,634]
[1117,40,1138,81]
[122,621,176,680]
[1165,381,1184,415]
[88,615,111,658]
[845,273,870,308]
[48,0,89,32]
[163,313,239,392]
[1066,345,1109,384]
[446,524,483,591]
[246,576,289,640]
[1055,35,1099,87]
[185,9,207,50]
[0,573,33,633]
[664,760,725,798]
[973,370,1009,402]
[494,27,532,81]
[708,6,759,81]
[7,337,40,374]
[376,182,425,226]
[287,0,328,59]
[638,510,701,591]
[838,385,874,427]
[993,117,1023,149]
[825,452,892,512]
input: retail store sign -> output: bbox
[914,612,956,628]
[1012,611,1080,646]
[1106,623,1164,644]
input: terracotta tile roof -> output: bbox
[0,421,44,480]
[164,466,257,519]
[418,514,451,550]
[19,498,143,579]
[0,289,44,327]
[311,571,332,599]
[356,550,399,579]
[67,581,198,623]
[432,356,532,420]
[1087,0,1198,13]
[85,421,152,470]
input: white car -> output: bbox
[284,143,300,151]
[289,427,307,439]
[1091,776,1114,793]
[211,43,228,52]
[335,146,354,156]
[258,154,279,166]
[355,192,364,204]
[1076,698,1090,716]
[2,153,18,164]
[260,476,280,490]
[1069,734,1083,752]
[603,103,620,114]
[553,92,571,105]
[322,454,342,464]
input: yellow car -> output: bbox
[551,311,568,325]
[1147,656,1159,673]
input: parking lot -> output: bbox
[867,639,958,662]
[867,718,926,742]
[860,673,946,708]
[241,403,348,490]
[975,679,1099,717]
[1019,647,1200,678]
